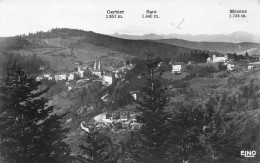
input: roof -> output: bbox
[251,54,260,57]
[172,62,185,65]
[207,53,226,60]
[130,91,140,94]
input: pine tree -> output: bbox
[128,52,169,162]
[110,81,133,109]
[77,123,112,163]
[0,64,71,163]
[203,94,260,163]
[166,104,208,163]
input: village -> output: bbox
[35,51,260,133]
[171,53,259,74]
[36,58,134,90]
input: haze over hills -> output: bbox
[113,32,260,55]
[113,31,260,44]
[154,39,260,55]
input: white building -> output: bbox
[43,74,53,80]
[130,91,139,101]
[43,74,50,78]
[55,74,67,81]
[68,73,75,81]
[78,70,84,78]
[227,63,235,70]
[77,67,84,78]
[103,75,114,85]
[172,62,186,73]
[248,65,254,70]
[114,72,125,79]
[36,76,43,81]
[207,54,228,63]
[92,71,103,78]
[94,113,113,124]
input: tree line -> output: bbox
[0,52,50,84]
[227,52,259,62]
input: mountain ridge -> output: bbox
[112,31,260,43]
[154,38,260,54]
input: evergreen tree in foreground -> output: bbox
[0,64,71,163]
[77,123,112,163]
[128,52,169,163]
[166,104,208,163]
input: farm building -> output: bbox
[55,74,67,81]
[103,74,115,85]
[248,65,254,70]
[172,62,186,73]
[68,73,75,81]
[207,54,228,63]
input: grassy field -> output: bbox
[7,37,135,73]
[51,91,75,115]
[162,71,188,81]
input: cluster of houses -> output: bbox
[36,67,82,82]
[93,111,140,126]
[90,59,131,85]
[170,53,258,74]
[80,110,141,132]
[36,58,134,92]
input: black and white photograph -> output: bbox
[0,0,260,162]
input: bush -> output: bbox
[173,80,190,88]
[218,73,228,78]
[186,65,216,78]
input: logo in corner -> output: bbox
[241,151,256,158]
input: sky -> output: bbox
[0,0,260,37]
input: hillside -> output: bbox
[154,39,260,54]
[81,32,194,59]
[2,37,136,73]
[236,48,260,56]
[22,28,200,60]
[1,29,204,68]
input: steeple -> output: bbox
[98,60,101,71]
[94,59,97,70]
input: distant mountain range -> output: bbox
[112,32,260,55]
[113,31,260,44]
[154,39,260,55]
